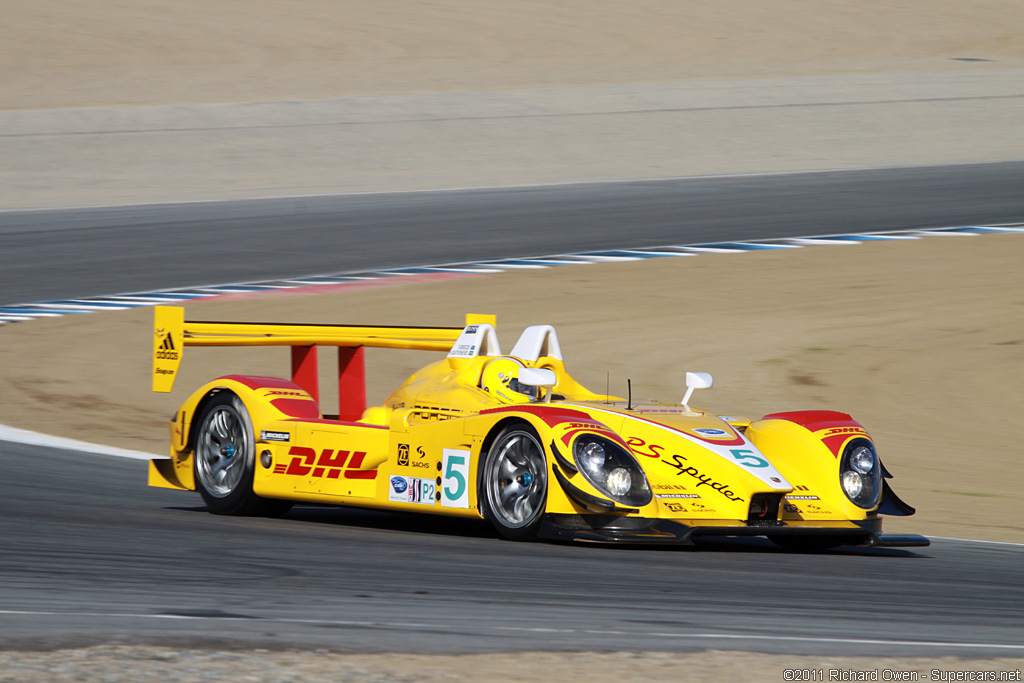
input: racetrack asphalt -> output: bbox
[2,161,1024,306]
[2,443,1022,657]
[3,164,1024,658]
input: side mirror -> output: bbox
[518,367,557,403]
[681,372,713,407]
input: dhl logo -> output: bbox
[821,426,867,436]
[274,447,377,480]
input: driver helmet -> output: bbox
[480,357,538,404]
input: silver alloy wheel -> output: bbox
[486,429,547,529]
[195,399,251,498]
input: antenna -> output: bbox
[627,378,633,411]
[606,372,610,404]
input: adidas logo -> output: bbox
[156,333,179,360]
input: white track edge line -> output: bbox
[926,536,1024,548]
[0,609,1020,651]
[0,424,163,460]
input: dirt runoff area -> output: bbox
[5,0,1024,107]
[3,1,1024,207]
[1,647,1021,683]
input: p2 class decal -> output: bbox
[389,475,436,505]
[573,405,792,491]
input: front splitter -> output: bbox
[540,514,930,547]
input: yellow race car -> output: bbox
[149,307,927,550]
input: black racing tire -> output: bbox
[479,422,548,541]
[768,534,852,552]
[193,391,293,517]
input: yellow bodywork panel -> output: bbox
[745,418,871,522]
[148,458,190,490]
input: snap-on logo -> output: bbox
[273,447,377,479]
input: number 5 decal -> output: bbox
[442,448,470,508]
[730,448,770,468]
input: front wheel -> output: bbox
[193,391,292,517]
[480,423,548,540]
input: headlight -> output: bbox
[572,434,652,507]
[577,441,606,471]
[839,439,881,509]
[850,445,875,474]
[606,468,632,497]
[841,470,863,498]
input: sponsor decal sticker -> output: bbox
[397,443,430,469]
[449,343,477,357]
[263,390,307,398]
[389,475,436,505]
[260,430,290,442]
[786,495,820,500]
[655,493,701,499]
[822,426,868,436]
[273,447,377,480]
[155,330,179,361]
[694,428,728,437]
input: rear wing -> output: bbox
[152,306,495,419]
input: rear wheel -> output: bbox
[480,423,548,540]
[194,392,292,517]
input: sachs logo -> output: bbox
[274,447,377,479]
